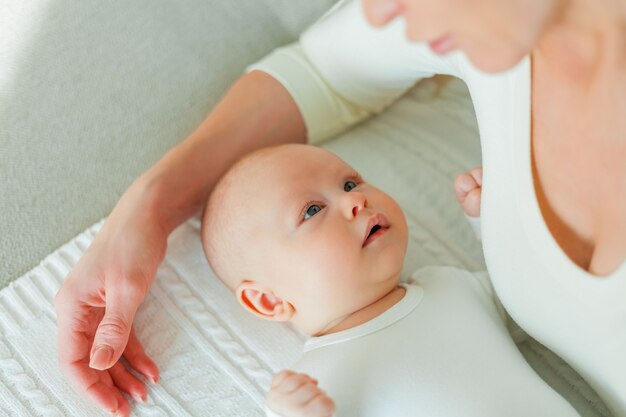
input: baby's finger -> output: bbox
[454,173,478,200]
[469,167,483,186]
[268,386,329,417]
[276,373,311,394]
[108,361,147,404]
[302,392,336,417]
[462,188,482,217]
[271,370,296,389]
[288,383,324,406]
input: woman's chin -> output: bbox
[467,49,528,74]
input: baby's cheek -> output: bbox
[306,237,360,278]
[290,226,363,280]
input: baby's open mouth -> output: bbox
[369,225,382,235]
[362,214,390,247]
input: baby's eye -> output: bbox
[304,204,323,220]
[344,180,358,192]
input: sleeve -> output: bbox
[246,0,465,144]
[246,43,373,144]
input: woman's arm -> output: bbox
[245,0,462,148]
[55,70,306,417]
[145,70,308,234]
[299,0,461,112]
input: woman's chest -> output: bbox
[530,69,626,275]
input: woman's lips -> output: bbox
[428,34,456,55]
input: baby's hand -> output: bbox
[454,167,483,217]
[267,370,335,417]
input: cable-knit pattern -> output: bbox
[0,378,34,417]
[0,337,64,417]
[0,79,608,417]
[153,262,273,404]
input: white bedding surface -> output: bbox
[0,78,612,417]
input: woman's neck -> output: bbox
[535,0,626,85]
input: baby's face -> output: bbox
[241,145,408,334]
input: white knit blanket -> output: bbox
[0,79,612,417]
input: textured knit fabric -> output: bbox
[247,1,626,415]
[0,77,612,416]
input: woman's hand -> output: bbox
[454,167,483,218]
[55,187,163,417]
[267,370,336,417]
[54,69,307,416]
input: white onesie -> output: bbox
[266,267,579,417]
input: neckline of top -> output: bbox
[304,283,423,352]
[510,55,626,310]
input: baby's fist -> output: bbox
[454,167,483,217]
[267,370,335,417]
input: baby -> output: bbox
[201,144,579,417]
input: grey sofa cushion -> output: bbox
[0,0,336,286]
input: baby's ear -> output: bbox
[236,281,295,322]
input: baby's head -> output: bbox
[202,144,408,335]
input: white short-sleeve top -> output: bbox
[248,1,626,414]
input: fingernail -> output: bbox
[132,393,146,404]
[147,375,157,385]
[89,345,113,370]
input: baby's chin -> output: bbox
[359,272,404,306]
[365,252,405,284]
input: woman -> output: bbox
[54,0,626,416]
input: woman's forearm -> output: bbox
[136,70,306,234]
[55,67,306,417]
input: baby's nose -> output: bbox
[345,192,367,218]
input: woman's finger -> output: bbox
[111,388,132,417]
[90,276,148,371]
[123,326,159,384]
[109,361,147,404]
[68,362,130,416]
[55,283,124,414]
